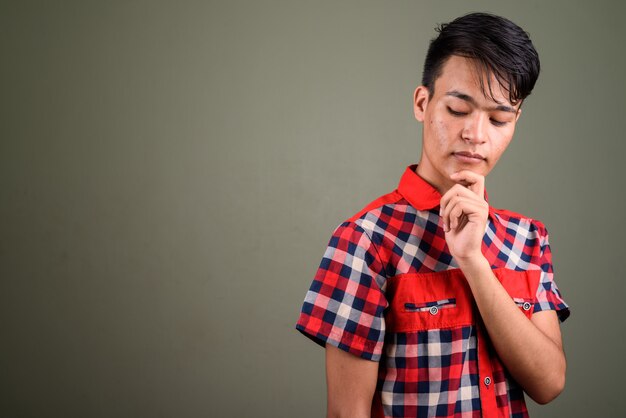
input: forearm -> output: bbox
[458,256,566,404]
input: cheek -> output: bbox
[431,118,451,148]
[489,137,513,162]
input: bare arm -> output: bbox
[457,258,565,404]
[441,170,566,404]
[325,344,378,418]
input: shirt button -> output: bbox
[429,306,439,315]
[522,302,532,311]
[484,376,491,386]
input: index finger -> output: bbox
[450,170,485,198]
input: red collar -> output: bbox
[397,164,491,212]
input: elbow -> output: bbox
[531,377,565,405]
[529,363,566,405]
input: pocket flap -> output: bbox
[385,268,541,332]
[493,269,540,318]
[386,270,473,333]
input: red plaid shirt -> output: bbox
[297,165,569,418]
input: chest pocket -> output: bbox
[493,268,541,319]
[385,268,541,333]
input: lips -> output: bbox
[453,151,485,160]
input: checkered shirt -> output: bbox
[297,165,569,418]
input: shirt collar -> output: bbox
[397,164,491,211]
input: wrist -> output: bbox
[455,253,490,276]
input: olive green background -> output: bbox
[1,1,624,417]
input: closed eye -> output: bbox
[447,107,467,117]
[490,118,508,127]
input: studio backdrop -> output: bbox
[2,1,625,417]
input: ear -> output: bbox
[515,107,522,122]
[413,86,430,122]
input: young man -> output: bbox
[296,12,569,418]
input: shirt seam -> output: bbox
[350,219,390,283]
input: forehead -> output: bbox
[434,55,515,107]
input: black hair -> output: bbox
[421,12,540,105]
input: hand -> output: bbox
[439,170,489,262]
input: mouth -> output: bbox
[452,151,485,163]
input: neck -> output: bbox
[414,163,455,196]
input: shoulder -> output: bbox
[337,189,419,240]
[327,189,407,245]
[346,189,405,224]
[490,206,549,238]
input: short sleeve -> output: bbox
[532,223,570,322]
[296,221,388,361]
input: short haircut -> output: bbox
[421,12,540,105]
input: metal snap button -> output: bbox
[522,302,532,311]
[484,376,491,386]
[429,306,439,315]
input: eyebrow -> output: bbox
[445,90,518,113]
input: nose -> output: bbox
[461,112,487,144]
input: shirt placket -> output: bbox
[476,319,505,418]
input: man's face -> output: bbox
[413,55,521,193]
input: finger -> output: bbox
[442,195,472,231]
[450,170,485,198]
[448,199,481,230]
[440,184,480,211]
[444,198,486,231]
[453,213,469,232]
[457,213,469,230]
[449,203,465,230]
